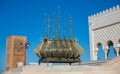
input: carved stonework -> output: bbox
[6,36,26,71]
[88,5,120,60]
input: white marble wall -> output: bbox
[88,5,120,60]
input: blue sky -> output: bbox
[0,0,120,73]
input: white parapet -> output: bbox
[88,5,120,20]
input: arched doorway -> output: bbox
[97,43,104,60]
[107,40,116,59]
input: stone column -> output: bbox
[103,45,109,60]
[104,49,108,60]
[94,48,98,60]
[114,43,120,56]
[115,48,119,56]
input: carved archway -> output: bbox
[107,40,116,59]
[96,43,104,60]
[107,40,113,47]
[96,43,102,47]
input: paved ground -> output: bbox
[3,56,120,74]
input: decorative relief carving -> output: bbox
[89,5,120,60]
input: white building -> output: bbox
[88,5,120,60]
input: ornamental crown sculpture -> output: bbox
[34,6,84,64]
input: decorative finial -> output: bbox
[56,5,60,39]
[47,16,50,39]
[69,16,72,40]
[44,13,47,39]
[52,12,55,38]
[63,17,66,39]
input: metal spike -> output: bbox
[44,13,47,39]
[52,12,55,38]
[56,5,60,39]
[63,17,66,39]
[47,16,50,39]
[70,16,72,40]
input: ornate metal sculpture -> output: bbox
[34,6,84,65]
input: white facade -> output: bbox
[88,5,120,60]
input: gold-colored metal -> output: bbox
[63,17,66,39]
[34,6,84,63]
[47,16,50,39]
[34,39,84,63]
[44,13,47,39]
[70,16,72,40]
